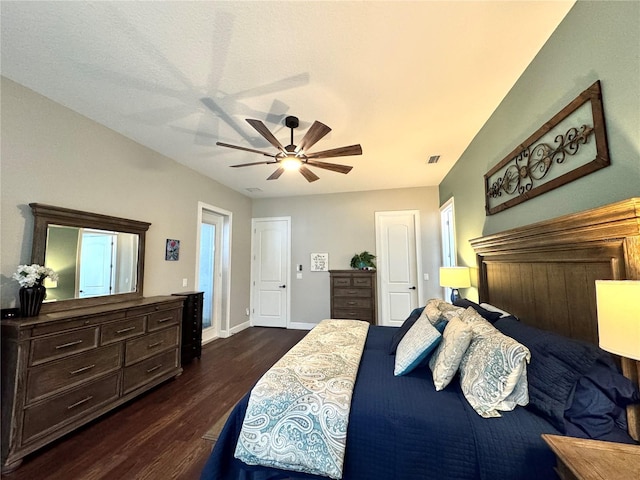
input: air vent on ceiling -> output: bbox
[427,155,441,164]
[245,187,263,193]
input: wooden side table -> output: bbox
[542,434,640,480]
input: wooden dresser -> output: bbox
[172,291,204,364]
[1,295,183,472]
[329,270,377,325]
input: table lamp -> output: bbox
[595,280,640,441]
[439,266,471,303]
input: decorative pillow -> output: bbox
[458,330,531,418]
[459,307,497,337]
[388,307,424,355]
[494,316,609,431]
[453,298,502,322]
[394,315,442,376]
[428,315,473,390]
[424,298,464,325]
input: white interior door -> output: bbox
[375,211,422,326]
[251,217,290,328]
[78,231,115,298]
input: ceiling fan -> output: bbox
[216,116,362,182]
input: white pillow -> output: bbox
[458,330,531,418]
[394,315,442,376]
[428,315,473,390]
[479,302,512,318]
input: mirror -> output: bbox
[30,203,150,313]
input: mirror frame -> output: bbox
[30,203,151,313]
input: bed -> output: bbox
[200,197,640,480]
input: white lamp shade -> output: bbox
[439,267,471,289]
[595,280,640,360]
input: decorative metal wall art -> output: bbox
[484,81,610,215]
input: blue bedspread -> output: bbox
[201,326,560,480]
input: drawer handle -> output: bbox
[156,317,172,324]
[146,364,163,374]
[148,341,164,349]
[55,340,83,350]
[67,395,94,410]
[69,364,96,375]
[116,326,136,334]
[347,301,357,305]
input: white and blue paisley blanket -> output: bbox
[234,319,369,479]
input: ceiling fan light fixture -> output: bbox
[281,157,302,171]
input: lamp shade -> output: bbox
[595,280,640,360]
[439,267,471,288]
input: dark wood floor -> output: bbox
[4,327,307,480]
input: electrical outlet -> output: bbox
[423,273,429,281]
[182,278,188,287]
[245,307,250,316]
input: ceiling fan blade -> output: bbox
[305,144,363,159]
[299,165,320,183]
[296,121,331,153]
[216,142,279,157]
[230,161,275,168]
[305,160,353,174]
[246,119,286,153]
[267,167,285,180]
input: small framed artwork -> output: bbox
[165,239,180,261]
[310,253,329,272]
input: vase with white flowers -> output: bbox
[12,264,59,317]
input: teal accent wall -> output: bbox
[439,1,640,287]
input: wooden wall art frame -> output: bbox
[484,81,610,215]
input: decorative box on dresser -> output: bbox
[172,291,204,364]
[330,270,377,325]
[0,296,183,472]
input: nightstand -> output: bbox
[542,434,640,480]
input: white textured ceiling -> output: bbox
[1,1,574,198]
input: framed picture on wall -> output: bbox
[310,253,329,272]
[165,239,180,261]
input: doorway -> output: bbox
[196,202,232,342]
[375,210,423,326]
[439,197,457,300]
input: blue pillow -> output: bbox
[453,298,502,323]
[394,316,442,376]
[388,307,424,354]
[564,360,640,443]
[494,317,610,432]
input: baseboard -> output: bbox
[228,321,250,336]
[287,322,316,331]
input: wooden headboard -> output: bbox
[470,197,640,440]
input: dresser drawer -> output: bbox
[31,311,126,337]
[333,288,372,298]
[332,309,374,322]
[333,297,371,309]
[100,316,145,345]
[21,373,120,445]
[352,276,372,288]
[26,344,122,404]
[123,349,179,394]
[147,308,180,332]
[332,277,352,287]
[30,327,99,366]
[125,326,179,366]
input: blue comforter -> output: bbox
[201,326,560,480]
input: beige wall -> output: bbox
[1,77,253,331]
[252,187,442,326]
[439,1,640,300]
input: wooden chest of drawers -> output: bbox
[172,291,204,365]
[330,270,377,324]
[1,296,183,472]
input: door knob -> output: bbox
[279,285,286,288]
[409,286,416,290]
